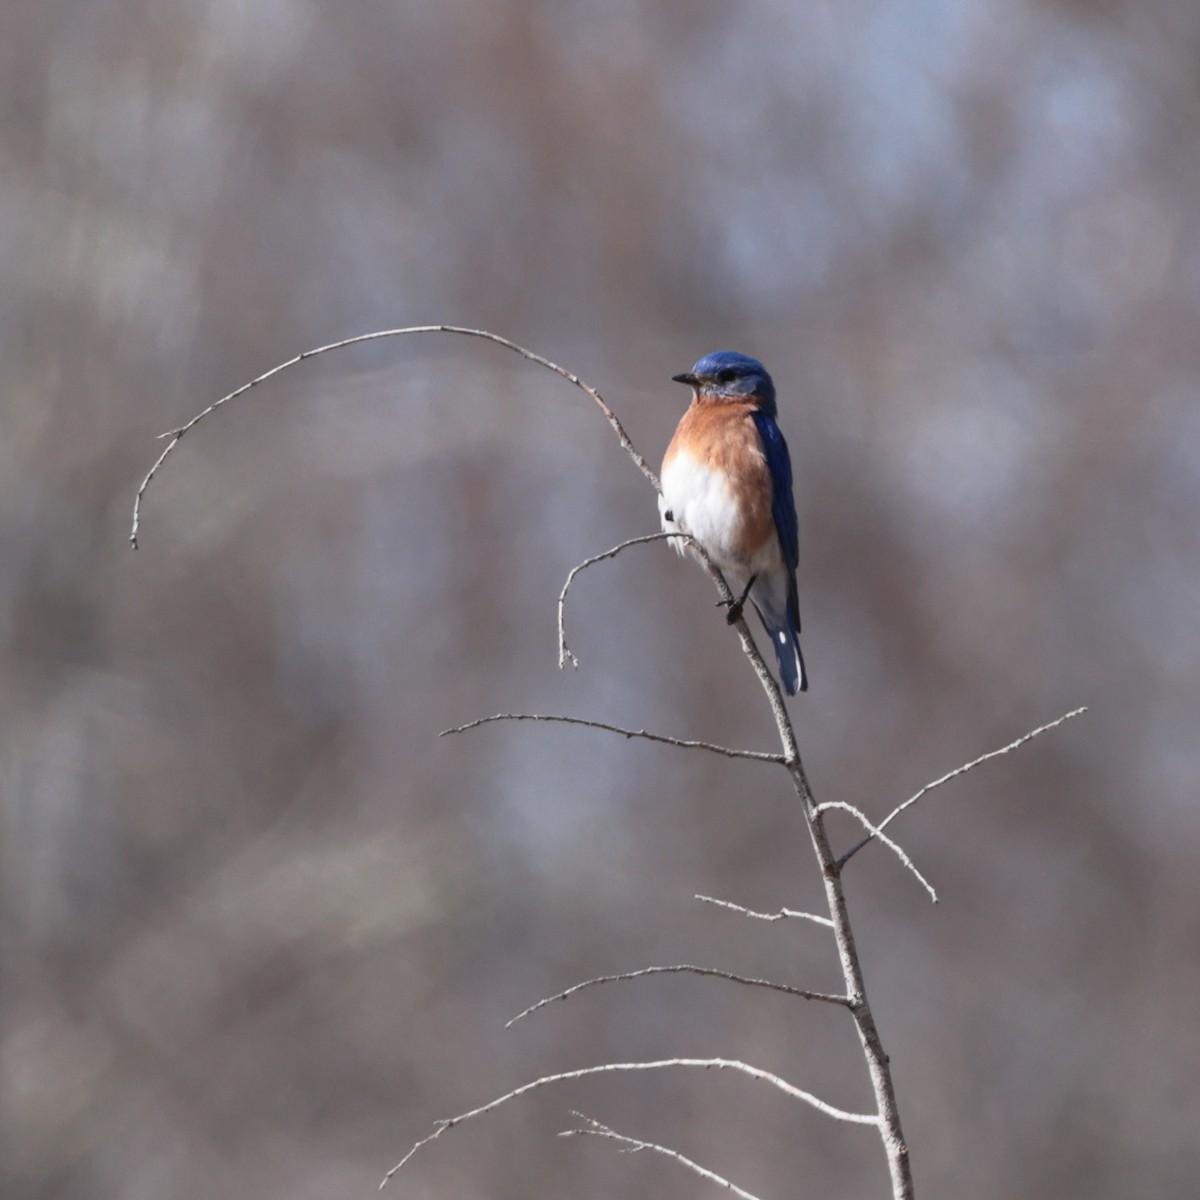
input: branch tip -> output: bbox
[557,532,681,669]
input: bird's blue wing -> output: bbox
[751,410,798,574]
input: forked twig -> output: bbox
[694,894,834,928]
[442,712,785,763]
[559,532,681,668]
[507,964,851,1027]
[836,707,1088,870]
[815,801,937,902]
[130,325,659,548]
[561,1111,763,1200]
[380,1057,878,1186]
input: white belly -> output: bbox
[659,451,778,577]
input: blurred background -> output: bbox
[3,1,1199,1197]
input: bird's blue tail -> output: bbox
[764,615,807,695]
[752,582,807,696]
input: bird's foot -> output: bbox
[717,575,756,625]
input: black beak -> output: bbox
[671,372,700,386]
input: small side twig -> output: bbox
[815,801,937,903]
[694,894,834,928]
[836,706,1088,869]
[561,1111,763,1200]
[558,532,682,668]
[380,1057,878,1186]
[507,964,852,1027]
[442,713,785,764]
[130,325,659,549]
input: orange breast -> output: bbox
[664,400,774,559]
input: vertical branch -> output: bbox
[695,561,913,1199]
[791,760,912,1197]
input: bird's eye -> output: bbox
[716,368,736,385]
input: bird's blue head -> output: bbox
[671,350,777,415]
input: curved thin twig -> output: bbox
[561,1112,763,1200]
[130,325,659,548]
[835,707,1088,869]
[559,532,681,668]
[380,1057,878,1186]
[507,964,851,1027]
[441,712,785,763]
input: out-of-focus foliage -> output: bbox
[3,2,1199,1197]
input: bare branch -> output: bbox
[561,1111,764,1200]
[507,964,851,1027]
[130,325,659,548]
[148,325,928,1194]
[559,532,682,668]
[816,802,937,903]
[441,712,785,764]
[694,894,834,928]
[836,706,1088,869]
[380,1057,878,1186]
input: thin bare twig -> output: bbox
[561,1111,763,1200]
[441,712,785,763]
[130,325,659,548]
[507,964,851,1027]
[380,1057,878,1187]
[815,802,937,903]
[694,894,835,928]
[559,532,681,668]
[836,707,1088,870]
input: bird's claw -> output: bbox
[720,598,746,625]
[717,574,757,625]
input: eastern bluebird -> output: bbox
[659,351,808,695]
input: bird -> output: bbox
[659,350,808,695]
